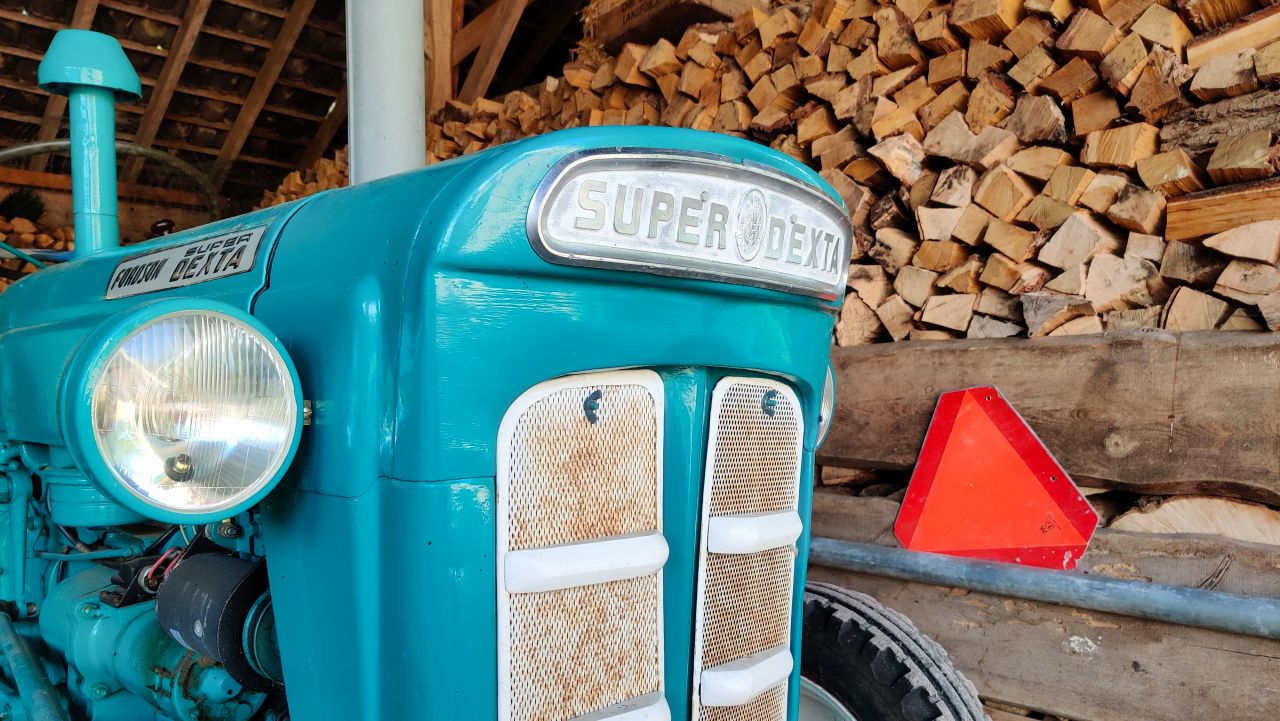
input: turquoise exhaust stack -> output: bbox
[37,30,140,257]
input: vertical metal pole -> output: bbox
[67,86,121,257]
[38,30,140,258]
[346,0,428,185]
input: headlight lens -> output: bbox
[817,365,836,447]
[89,310,298,516]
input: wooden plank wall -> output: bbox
[820,330,1280,504]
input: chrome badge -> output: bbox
[528,150,852,299]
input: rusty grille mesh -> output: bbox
[695,379,802,721]
[507,383,659,551]
[702,686,788,721]
[508,576,662,721]
[500,373,664,721]
[707,383,801,517]
[701,547,797,669]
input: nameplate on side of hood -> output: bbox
[105,226,267,300]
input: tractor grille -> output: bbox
[692,379,804,721]
[497,370,669,721]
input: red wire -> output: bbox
[147,547,180,582]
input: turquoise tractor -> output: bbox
[0,29,984,721]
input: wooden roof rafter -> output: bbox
[212,0,318,189]
[297,86,348,171]
[459,0,532,102]
[122,0,212,184]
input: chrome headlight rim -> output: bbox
[817,364,836,448]
[60,298,303,524]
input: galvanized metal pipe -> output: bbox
[809,537,1280,640]
[0,614,69,721]
[346,0,427,184]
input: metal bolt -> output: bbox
[217,522,240,539]
[583,390,603,424]
[89,683,109,699]
[761,389,779,417]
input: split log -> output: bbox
[1038,212,1124,268]
[1186,4,1280,69]
[1159,88,1280,164]
[1082,122,1159,168]
[973,165,1036,222]
[1136,148,1211,195]
[1111,495,1280,546]
[1189,49,1260,101]
[1166,177,1280,240]
[1162,286,1232,329]
[921,292,977,331]
[1202,221,1280,263]
[1205,130,1277,184]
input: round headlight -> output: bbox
[817,365,836,447]
[65,302,301,522]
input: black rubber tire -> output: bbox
[801,582,987,721]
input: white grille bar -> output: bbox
[570,693,672,721]
[700,646,794,707]
[706,512,802,555]
[505,532,670,593]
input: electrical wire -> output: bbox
[0,241,47,270]
[45,495,90,554]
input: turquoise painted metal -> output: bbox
[0,28,847,721]
[37,30,141,257]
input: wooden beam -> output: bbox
[426,0,455,116]
[212,0,317,188]
[0,166,202,207]
[820,331,1280,505]
[503,0,586,89]
[123,0,213,184]
[458,0,532,102]
[29,0,101,173]
[454,3,499,64]
[297,86,348,170]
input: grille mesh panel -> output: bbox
[707,384,802,517]
[499,373,664,721]
[702,686,788,721]
[507,383,659,551]
[694,378,803,721]
[701,548,797,669]
[509,576,662,721]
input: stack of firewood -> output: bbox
[264,0,1280,342]
[0,215,72,288]
[257,148,349,208]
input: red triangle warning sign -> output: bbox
[894,386,1098,570]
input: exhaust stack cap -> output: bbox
[37,30,140,258]
[38,29,141,101]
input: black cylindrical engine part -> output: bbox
[155,553,277,691]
